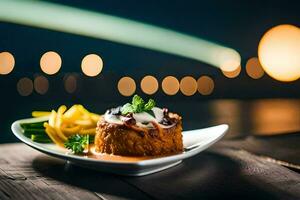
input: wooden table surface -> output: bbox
[0,142,299,200]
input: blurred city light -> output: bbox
[0,0,241,70]
[118,77,136,96]
[219,52,241,72]
[180,76,197,96]
[40,51,62,75]
[34,75,49,95]
[246,57,264,79]
[162,76,180,95]
[17,77,33,96]
[221,65,241,78]
[251,99,300,135]
[140,75,158,95]
[0,52,15,75]
[64,74,77,94]
[81,54,103,77]
[258,24,300,82]
[197,76,214,95]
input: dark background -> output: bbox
[0,0,300,142]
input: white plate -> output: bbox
[11,117,228,176]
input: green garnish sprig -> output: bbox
[121,95,155,115]
[64,134,89,154]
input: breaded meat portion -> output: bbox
[95,114,183,156]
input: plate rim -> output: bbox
[11,117,228,166]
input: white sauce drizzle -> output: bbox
[104,107,175,129]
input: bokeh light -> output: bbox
[251,100,300,135]
[64,74,77,94]
[118,76,136,96]
[81,54,103,77]
[0,52,15,75]
[197,76,214,95]
[140,75,158,95]
[34,75,49,95]
[246,57,264,79]
[180,76,197,96]
[17,77,33,96]
[40,51,62,75]
[258,24,300,82]
[219,58,241,73]
[162,76,179,95]
[221,65,241,78]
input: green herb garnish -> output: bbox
[121,95,156,115]
[64,134,89,154]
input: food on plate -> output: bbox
[21,95,183,157]
[21,105,100,153]
[95,95,183,156]
[21,121,51,143]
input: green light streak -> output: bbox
[0,0,241,68]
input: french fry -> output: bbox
[57,105,67,114]
[32,111,51,118]
[79,128,96,135]
[48,110,56,127]
[74,119,95,128]
[44,123,64,147]
[77,105,90,115]
[61,125,81,135]
[36,105,100,146]
[54,106,68,141]
[63,105,82,122]
[90,113,101,124]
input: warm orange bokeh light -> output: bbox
[197,76,214,95]
[180,76,197,96]
[140,75,158,95]
[162,76,179,95]
[251,100,300,135]
[258,24,300,82]
[221,65,241,78]
[246,57,264,79]
[40,51,62,75]
[118,76,136,96]
[0,52,15,75]
[220,59,241,72]
[17,77,33,96]
[81,54,103,77]
[34,75,49,95]
[64,74,77,94]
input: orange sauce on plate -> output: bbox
[78,145,176,162]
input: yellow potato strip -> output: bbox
[90,113,101,123]
[57,105,67,114]
[32,111,51,118]
[36,105,100,149]
[48,110,56,127]
[54,106,68,141]
[79,128,96,135]
[44,123,64,147]
[61,125,81,135]
[63,105,81,122]
[74,119,94,128]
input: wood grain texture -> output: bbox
[0,143,299,200]
[122,148,300,200]
[0,143,152,200]
[218,133,300,166]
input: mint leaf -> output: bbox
[132,95,145,113]
[121,94,156,114]
[121,103,134,115]
[144,99,155,111]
